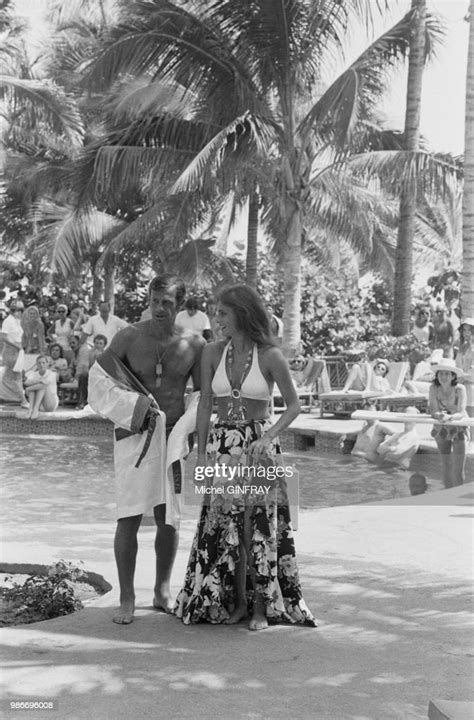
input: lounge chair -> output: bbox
[375,361,428,413]
[273,357,329,412]
[319,361,419,418]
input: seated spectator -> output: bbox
[376,406,420,469]
[351,404,394,461]
[88,333,108,368]
[175,297,212,340]
[24,354,59,419]
[409,472,428,496]
[343,357,391,394]
[47,342,73,383]
[289,354,330,394]
[68,335,90,409]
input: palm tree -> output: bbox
[392,0,427,336]
[80,1,454,353]
[462,4,474,318]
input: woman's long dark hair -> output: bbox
[433,371,457,387]
[218,284,274,347]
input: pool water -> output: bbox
[1,435,445,529]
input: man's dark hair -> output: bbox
[185,297,199,311]
[148,275,186,306]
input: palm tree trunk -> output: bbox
[103,258,115,312]
[246,190,259,290]
[462,7,474,319]
[392,0,426,336]
[282,209,303,356]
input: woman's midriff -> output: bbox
[215,396,271,422]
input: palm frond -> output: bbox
[0,76,84,147]
[345,150,462,199]
[297,8,445,147]
[171,112,277,194]
[30,201,127,275]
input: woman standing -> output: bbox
[456,319,474,417]
[429,359,468,487]
[21,305,46,353]
[48,304,75,358]
[174,285,316,630]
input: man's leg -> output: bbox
[153,503,178,613]
[113,514,142,624]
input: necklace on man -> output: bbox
[155,343,172,388]
[226,342,253,423]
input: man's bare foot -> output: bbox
[112,600,135,624]
[223,605,248,625]
[31,410,39,420]
[249,610,268,631]
[153,594,174,614]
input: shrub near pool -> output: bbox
[1,560,87,625]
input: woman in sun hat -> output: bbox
[429,358,468,488]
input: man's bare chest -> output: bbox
[126,335,196,379]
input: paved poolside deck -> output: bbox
[0,481,473,720]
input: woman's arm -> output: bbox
[452,384,467,420]
[249,347,300,460]
[429,384,447,421]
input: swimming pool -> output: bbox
[1,435,446,530]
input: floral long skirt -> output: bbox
[174,419,316,627]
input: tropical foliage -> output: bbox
[0,0,468,349]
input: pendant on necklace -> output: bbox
[156,362,163,388]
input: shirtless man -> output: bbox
[88,275,205,624]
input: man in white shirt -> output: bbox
[80,301,128,346]
[175,298,212,340]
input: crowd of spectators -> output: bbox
[0,293,126,414]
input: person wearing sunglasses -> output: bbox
[47,304,75,358]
